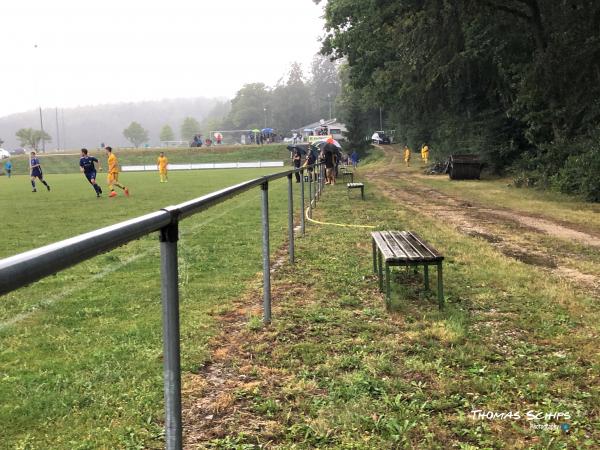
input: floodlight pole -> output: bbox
[55,107,60,151]
[39,107,46,153]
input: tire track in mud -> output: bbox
[366,149,600,294]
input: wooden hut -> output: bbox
[447,154,483,180]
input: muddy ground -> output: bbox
[365,147,600,294]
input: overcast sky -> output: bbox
[0,0,325,118]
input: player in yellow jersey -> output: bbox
[403,145,411,167]
[421,143,429,164]
[157,152,169,183]
[105,146,129,197]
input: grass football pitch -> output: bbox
[0,167,300,448]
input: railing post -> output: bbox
[319,163,324,198]
[300,168,305,236]
[287,174,295,264]
[316,163,321,200]
[159,221,183,450]
[261,182,271,324]
[308,171,313,219]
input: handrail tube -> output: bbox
[0,165,319,297]
[171,167,313,220]
[0,211,171,296]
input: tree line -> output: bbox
[3,55,344,150]
[119,56,343,146]
[317,0,600,201]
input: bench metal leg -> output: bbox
[385,262,391,304]
[350,173,354,183]
[372,239,377,274]
[424,264,429,291]
[360,186,364,200]
[437,262,444,309]
[377,251,383,292]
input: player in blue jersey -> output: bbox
[29,151,51,192]
[79,148,103,197]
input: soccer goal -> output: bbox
[208,130,253,145]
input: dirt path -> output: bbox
[366,147,600,293]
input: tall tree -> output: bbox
[180,117,201,141]
[342,94,370,154]
[270,63,313,132]
[122,122,149,148]
[227,83,271,129]
[310,55,341,120]
[317,0,600,184]
[15,128,51,151]
[159,124,175,142]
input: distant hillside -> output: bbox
[0,97,224,150]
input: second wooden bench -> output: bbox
[371,230,444,308]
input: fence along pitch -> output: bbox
[0,163,321,450]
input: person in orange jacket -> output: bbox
[421,143,429,164]
[157,152,169,183]
[403,145,411,167]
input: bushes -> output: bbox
[553,148,600,202]
[509,132,600,202]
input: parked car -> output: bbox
[0,148,11,159]
[10,147,25,155]
[371,131,392,144]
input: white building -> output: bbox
[294,118,347,142]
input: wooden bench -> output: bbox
[347,182,364,199]
[340,167,354,183]
[371,231,444,308]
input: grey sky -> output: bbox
[0,0,325,118]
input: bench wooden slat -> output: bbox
[396,231,437,261]
[372,231,443,263]
[386,231,421,261]
[406,231,444,260]
[380,231,412,261]
[371,232,396,260]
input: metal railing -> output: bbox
[0,163,326,450]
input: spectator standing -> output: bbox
[323,138,338,185]
[403,145,411,167]
[304,144,317,181]
[4,159,12,178]
[292,146,303,183]
[421,143,429,164]
[351,150,359,169]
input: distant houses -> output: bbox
[294,118,347,141]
